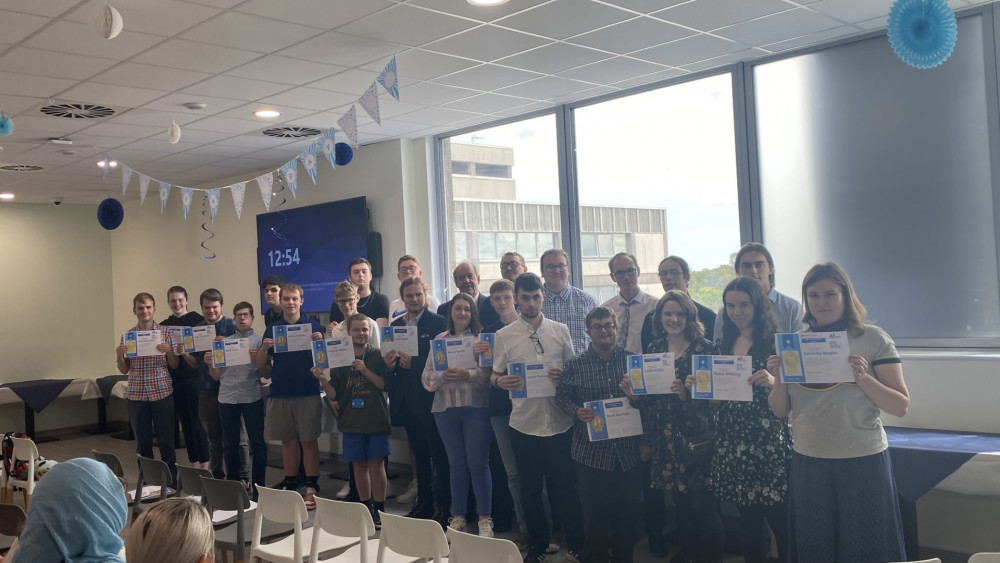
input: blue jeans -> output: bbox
[219,400,267,487]
[434,406,493,516]
[128,395,176,483]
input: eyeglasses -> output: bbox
[500,261,524,270]
[588,322,618,333]
[613,267,637,278]
[336,298,356,305]
[543,263,568,273]
[398,265,418,274]
[659,269,683,278]
[528,331,544,354]
[233,312,252,319]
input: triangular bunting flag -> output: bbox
[230,181,246,218]
[281,160,299,199]
[321,129,337,169]
[256,173,273,211]
[180,187,194,220]
[158,181,171,214]
[338,105,358,148]
[139,174,151,205]
[207,188,221,222]
[378,55,399,101]
[121,165,133,196]
[300,144,318,185]
[359,81,381,125]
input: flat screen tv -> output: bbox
[256,196,367,315]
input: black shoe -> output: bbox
[406,503,434,519]
[343,490,360,503]
[648,535,668,558]
[523,550,546,563]
[372,501,384,530]
[432,509,450,530]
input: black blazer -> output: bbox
[437,293,500,328]
[388,309,448,418]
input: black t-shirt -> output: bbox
[329,289,390,323]
[483,319,512,417]
[264,306,282,327]
[160,311,205,383]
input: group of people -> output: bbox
[115,242,910,563]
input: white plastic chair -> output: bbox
[446,528,520,563]
[970,554,1000,563]
[377,511,450,563]
[4,438,38,510]
[0,464,7,504]
[251,486,358,563]
[309,497,414,563]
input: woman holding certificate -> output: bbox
[627,290,724,563]
[422,293,494,537]
[707,277,792,563]
[768,263,909,563]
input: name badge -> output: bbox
[351,398,364,409]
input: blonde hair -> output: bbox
[335,281,359,299]
[126,498,214,563]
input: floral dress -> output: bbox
[707,341,792,506]
[633,336,715,493]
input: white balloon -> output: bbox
[89,3,124,40]
[168,120,182,144]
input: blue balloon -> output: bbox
[0,115,13,137]
[335,142,353,166]
[887,0,958,70]
[97,198,124,230]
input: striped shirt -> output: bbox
[122,322,174,402]
[421,329,489,413]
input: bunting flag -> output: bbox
[230,181,246,218]
[321,129,337,169]
[121,165,133,196]
[301,144,318,185]
[158,181,171,213]
[281,159,299,199]
[139,174,151,205]
[180,187,194,219]
[338,105,358,148]
[359,82,381,125]
[256,173,273,211]
[378,55,399,101]
[207,188,221,221]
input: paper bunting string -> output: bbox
[359,82,381,125]
[281,160,299,199]
[158,181,170,213]
[139,174,151,205]
[301,144,318,185]
[321,130,337,169]
[338,105,358,148]
[207,188,221,221]
[378,56,399,101]
[180,187,194,220]
[121,165,133,196]
[230,181,246,218]
[256,173,273,211]
[200,195,216,260]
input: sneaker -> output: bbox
[397,480,418,504]
[447,515,467,532]
[564,550,581,563]
[478,517,494,538]
[303,487,317,510]
[547,541,560,555]
[524,550,547,563]
[335,481,350,499]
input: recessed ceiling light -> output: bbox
[0,193,14,200]
[254,109,281,118]
[182,102,207,110]
[467,0,509,5]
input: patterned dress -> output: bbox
[634,336,715,493]
[708,341,792,506]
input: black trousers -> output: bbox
[672,479,725,563]
[401,408,450,511]
[172,378,209,463]
[577,463,642,563]
[128,395,176,483]
[738,501,789,563]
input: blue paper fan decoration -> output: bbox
[0,114,13,137]
[335,142,353,166]
[887,0,958,70]
[97,197,124,230]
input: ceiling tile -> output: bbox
[0,94,45,116]
[243,146,308,162]
[547,85,618,103]
[307,69,382,94]
[0,141,46,156]
[181,75,291,101]
[397,82,480,105]
[491,101,554,117]
[357,120,431,137]
[256,88,357,111]
[182,0,245,9]
[357,132,393,145]
[2,115,94,136]
[854,16,888,30]
[185,116,269,135]
[495,76,596,99]
[567,16,696,53]
[370,101,431,120]
[149,152,223,167]
[133,39,262,74]
[214,104,317,123]
[215,135,296,149]
[369,49,480,82]
[631,34,746,66]
[278,31,400,67]
[714,8,842,46]
[107,109,203,127]
[496,1,634,40]
[73,122,164,139]
[24,22,166,60]
[408,0,543,23]
[337,5,478,48]
[557,56,668,84]
[760,25,861,53]
[600,0,690,14]
[181,143,259,158]
[0,10,49,43]
[66,134,142,151]
[225,56,346,85]
[0,0,80,17]
[182,12,324,52]
[422,25,550,62]
[0,71,76,97]
[442,93,535,113]
[0,48,117,81]
[393,106,481,125]
[282,111,349,129]
[65,0,222,36]
[235,0,393,29]
[808,0,895,24]
[609,67,687,88]
[140,93,247,115]
[158,128,236,144]
[125,139,202,154]
[652,0,792,31]
[496,43,613,74]
[680,48,765,71]
[433,64,542,91]
[91,63,213,91]
[60,82,168,108]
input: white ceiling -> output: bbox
[0,0,988,203]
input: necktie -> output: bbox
[619,301,632,349]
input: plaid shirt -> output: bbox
[122,322,174,402]
[555,344,639,472]
[543,285,598,356]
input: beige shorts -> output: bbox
[265,395,323,442]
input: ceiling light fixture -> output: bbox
[0,193,14,200]
[182,102,207,110]
[96,157,118,168]
[467,0,509,5]
[254,109,281,118]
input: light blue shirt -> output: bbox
[217,329,264,404]
[543,284,599,355]
[713,287,805,341]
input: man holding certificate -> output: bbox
[115,292,179,483]
[491,273,583,563]
[555,306,641,563]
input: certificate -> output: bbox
[312,338,354,369]
[479,333,495,367]
[585,398,643,442]
[274,324,314,353]
[627,353,675,395]
[182,325,216,353]
[691,355,753,401]
[430,336,476,371]
[775,332,853,384]
[124,330,163,358]
[166,327,185,351]
[508,361,557,399]
[379,326,418,357]
[212,339,250,368]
